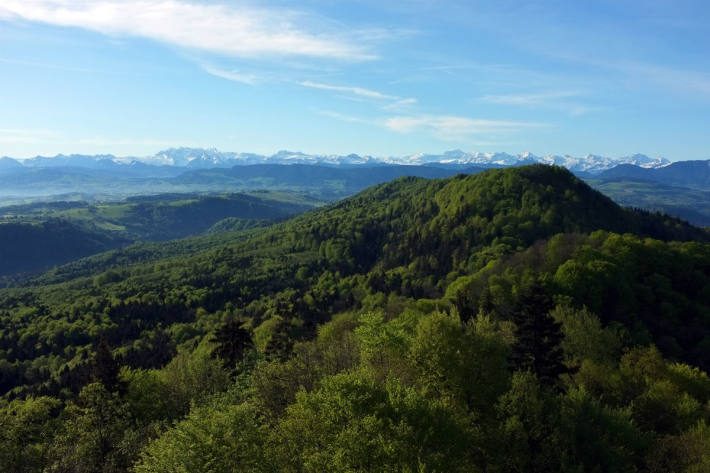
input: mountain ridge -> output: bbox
[2,147,673,175]
[599,158,710,188]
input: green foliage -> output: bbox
[645,421,710,473]
[272,372,476,473]
[45,383,132,473]
[134,400,268,473]
[551,304,623,366]
[408,311,510,413]
[355,311,412,382]
[1,165,710,471]
[558,387,647,473]
[0,396,60,473]
[494,371,564,473]
[155,340,231,416]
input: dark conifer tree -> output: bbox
[454,290,477,323]
[91,336,125,394]
[211,321,254,373]
[509,282,567,388]
[264,319,294,362]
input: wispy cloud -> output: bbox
[480,90,599,116]
[382,97,418,111]
[618,61,710,98]
[300,81,399,100]
[317,110,372,124]
[300,80,417,113]
[202,65,258,85]
[384,115,547,140]
[481,91,581,106]
[317,109,545,142]
[0,0,371,60]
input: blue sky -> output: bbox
[1,0,709,160]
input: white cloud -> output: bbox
[300,81,399,100]
[384,115,546,140]
[0,0,370,60]
[202,65,257,85]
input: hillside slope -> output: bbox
[2,164,706,387]
[0,192,319,278]
[0,219,126,276]
[600,159,710,188]
[589,178,710,227]
[3,165,710,472]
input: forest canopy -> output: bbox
[1,165,710,472]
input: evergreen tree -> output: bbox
[91,336,125,395]
[454,290,477,323]
[211,321,254,373]
[510,282,567,388]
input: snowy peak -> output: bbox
[147,147,237,167]
[618,153,671,169]
[1,148,674,175]
[395,150,669,173]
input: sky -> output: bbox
[0,0,709,160]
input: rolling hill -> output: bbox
[0,191,321,277]
[0,219,126,277]
[2,165,710,472]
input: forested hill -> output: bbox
[0,191,320,278]
[0,219,127,277]
[3,164,710,472]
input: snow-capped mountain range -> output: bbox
[2,147,671,175]
[394,150,670,173]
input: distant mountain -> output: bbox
[134,148,383,168]
[0,157,22,172]
[599,159,710,188]
[396,150,670,174]
[2,148,671,175]
[598,164,654,180]
[147,147,238,167]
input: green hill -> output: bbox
[0,191,320,278]
[0,219,126,277]
[588,177,710,227]
[2,165,710,472]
